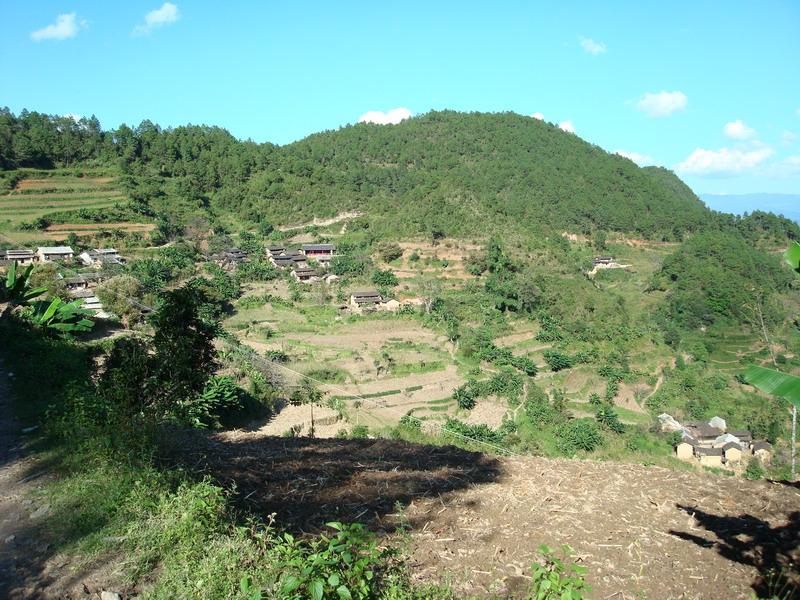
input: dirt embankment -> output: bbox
[175,433,799,600]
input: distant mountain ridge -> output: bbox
[701,193,800,224]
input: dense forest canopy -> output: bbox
[2,107,799,245]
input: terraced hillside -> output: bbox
[1,171,125,225]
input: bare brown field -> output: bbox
[14,176,115,191]
[174,434,800,600]
[42,222,155,239]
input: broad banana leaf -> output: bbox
[785,241,800,273]
[743,365,800,409]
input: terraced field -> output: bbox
[0,172,125,225]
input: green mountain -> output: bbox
[226,111,710,239]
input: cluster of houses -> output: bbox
[0,246,125,268]
[659,413,773,469]
[267,244,337,284]
[0,246,129,319]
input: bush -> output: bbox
[350,425,370,439]
[398,412,420,430]
[372,269,399,287]
[744,457,766,481]
[377,242,403,262]
[595,404,625,434]
[543,350,574,372]
[453,381,479,410]
[189,376,243,428]
[555,419,604,454]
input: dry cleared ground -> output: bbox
[179,434,800,600]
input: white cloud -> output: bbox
[635,91,687,117]
[781,130,797,146]
[579,36,606,55]
[558,120,575,133]
[358,107,412,125]
[133,2,180,36]
[723,119,756,140]
[530,112,544,120]
[31,13,85,41]
[614,150,654,166]
[675,145,774,175]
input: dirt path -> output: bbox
[276,211,364,232]
[0,356,55,598]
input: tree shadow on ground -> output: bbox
[670,504,800,599]
[166,432,504,535]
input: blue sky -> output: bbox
[1,1,799,199]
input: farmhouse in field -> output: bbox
[36,246,74,262]
[0,248,36,266]
[301,243,335,263]
[291,267,320,283]
[79,248,126,267]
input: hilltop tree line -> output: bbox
[2,107,799,245]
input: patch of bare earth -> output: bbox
[172,434,799,599]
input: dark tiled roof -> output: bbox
[692,425,723,439]
[752,441,772,452]
[302,244,335,252]
[721,442,742,452]
[294,268,318,275]
[728,429,752,439]
[695,447,723,456]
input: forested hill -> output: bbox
[2,107,790,241]
[227,111,710,239]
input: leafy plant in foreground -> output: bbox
[527,544,589,600]
[273,522,399,600]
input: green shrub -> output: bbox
[543,350,574,372]
[744,457,766,481]
[190,376,243,428]
[555,419,604,454]
[528,544,590,600]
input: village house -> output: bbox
[0,248,36,266]
[676,440,696,461]
[593,256,614,265]
[210,248,247,270]
[752,441,773,464]
[728,429,752,444]
[722,442,743,464]
[301,244,336,263]
[78,248,126,267]
[64,275,90,292]
[267,245,286,257]
[349,290,383,314]
[687,423,724,443]
[268,249,306,269]
[36,246,74,263]
[291,267,320,283]
[695,446,724,468]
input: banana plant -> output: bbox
[30,297,94,335]
[2,261,47,305]
[742,240,800,480]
